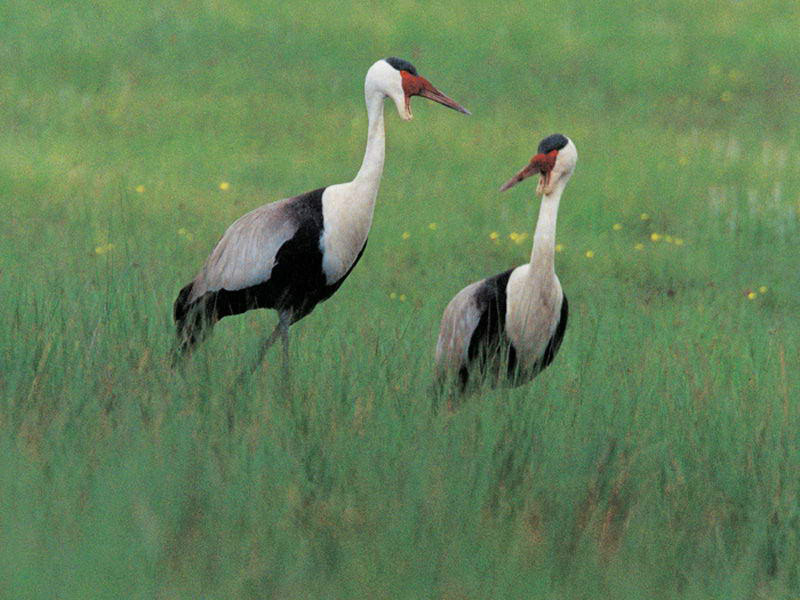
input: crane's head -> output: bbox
[500,134,578,196]
[366,57,470,121]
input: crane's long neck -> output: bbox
[318,89,386,284]
[529,184,564,277]
[352,90,386,190]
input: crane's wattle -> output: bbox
[533,150,560,195]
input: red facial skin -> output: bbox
[400,70,431,97]
[530,150,559,175]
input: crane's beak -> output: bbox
[499,162,539,192]
[401,72,470,120]
[417,83,471,114]
[499,151,559,194]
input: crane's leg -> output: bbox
[235,314,283,383]
[233,311,293,391]
[280,325,290,375]
[254,311,292,372]
[253,321,283,369]
[278,311,291,387]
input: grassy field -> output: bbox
[1,1,799,597]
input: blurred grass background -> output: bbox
[1,0,799,598]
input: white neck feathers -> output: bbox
[529,183,564,276]
[353,89,386,189]
[318,83,388,285]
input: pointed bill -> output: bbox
[417,85,471,115]
[499,163,539,192]
[401,71,471,117]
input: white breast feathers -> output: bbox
[504,265,563,370]
[319,182,376,284]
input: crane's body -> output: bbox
[173,185,369,349]
[173,58,469,372]
[435,134,577,392]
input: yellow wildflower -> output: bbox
[389,292,397,300]
[747,291,757,300]
[555,243,564,252]
[399,294,406,301]
[428,222,438,231]
[514,233,528,244]
[650,233,662,242]
[401,231,411,240]
[640,213,650,221]
[585,250,594,259]
[665,235,674,243]
[509,232,519,241]
[219,181,230,191]
[94,243,115,255]
[135,185,145,194]
[489,231,499,240]
[758,286,768,294]
[634,243,645,251]
[612,223,623,231]
[674,238,684,246]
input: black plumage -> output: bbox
[538,295,568,371]
[537,133,569,154]
[460,269,516,389]
[458,272,569,390]
[385,57,418,75]
[173,187,367,356]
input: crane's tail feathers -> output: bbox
[171,283,215,366]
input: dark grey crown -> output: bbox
[385,57,418,76]
[538,134,569,154]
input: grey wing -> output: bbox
[187,198,300,303]
[435,280,485,379]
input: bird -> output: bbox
[173,57,470,376]
[434,133,577,393]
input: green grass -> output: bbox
[1,0,799,597]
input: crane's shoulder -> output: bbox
[436,280,485,376]
[227,186,326,232]
[443,279,483,312]
[435,267,516,375]
[187,186,329,302]
[473,267,516,309]
[441,267,516,321]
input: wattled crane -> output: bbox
[173,57,469,375]
[435,134,577,392]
